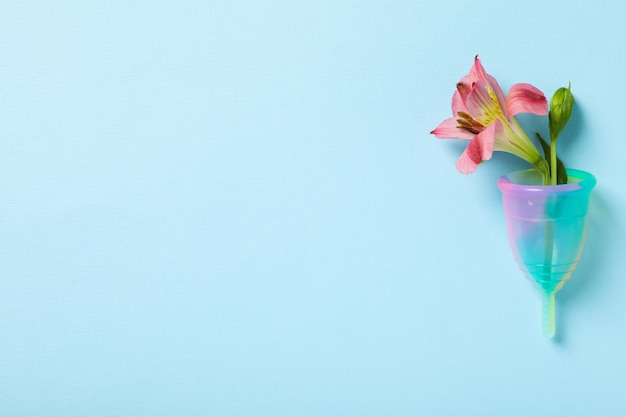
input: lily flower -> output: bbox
[431,56,548,174]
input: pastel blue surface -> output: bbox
[1,1,624,415]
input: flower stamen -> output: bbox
[456,111,484,135]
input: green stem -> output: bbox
[533,158,550,186]
[550,138,557,186]
[508,117,544,164]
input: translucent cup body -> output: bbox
[497,169,596,337]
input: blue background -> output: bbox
[1,1,624,415]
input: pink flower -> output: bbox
[431,56,548,174]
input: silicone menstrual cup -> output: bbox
[497,169,596,337]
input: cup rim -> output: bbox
[497,168,596,194]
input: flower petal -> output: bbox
[431,117,474,140]
[468,57,508,113]
[464,80,494,124]
[451,89,469,115]
[506,83,548,117]
[487,74,507,116]
[455,122,496,174]
[470,56,490,87]
[456,76,473,103]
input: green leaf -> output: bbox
[537,133,551,160]
[556,157,568,185]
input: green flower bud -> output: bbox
[549,84,574,142]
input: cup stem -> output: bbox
[542,291,556,338]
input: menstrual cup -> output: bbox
[497,169,596,337]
